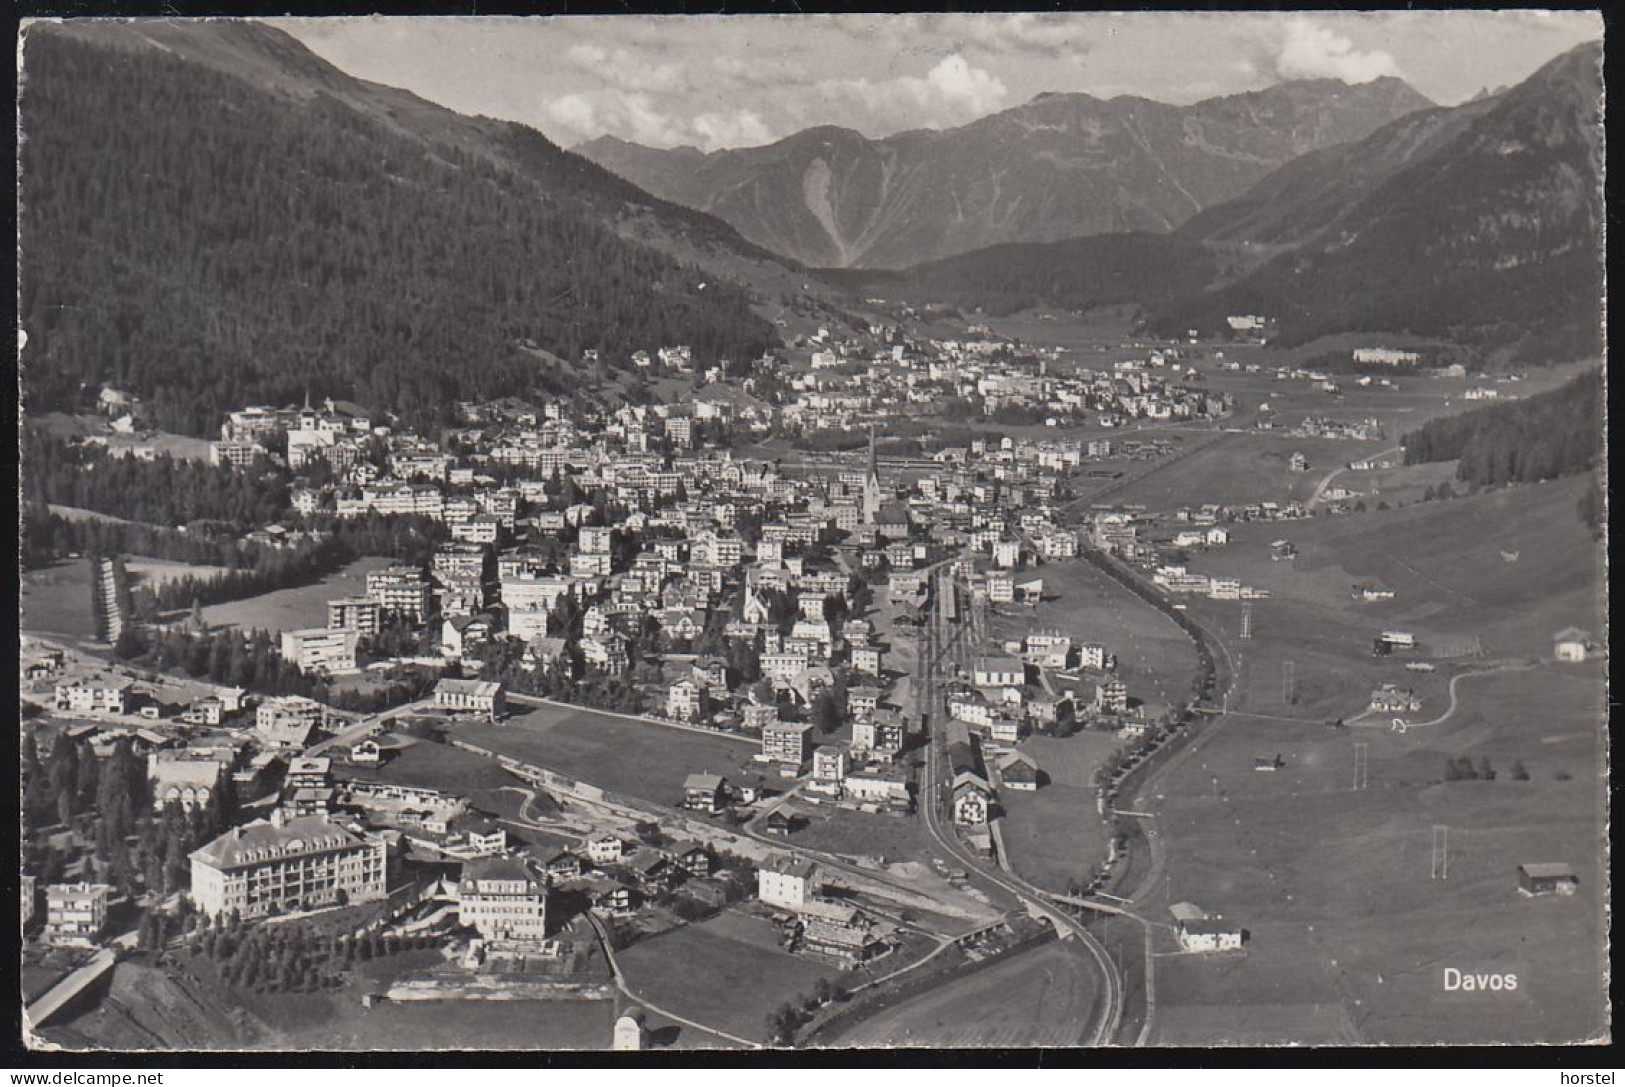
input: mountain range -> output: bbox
[579,78,1434,270]
[830,42,1604,367]
[17,18,1603,444]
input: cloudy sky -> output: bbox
[279,12,1602,153]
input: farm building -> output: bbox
[1177,917,1244,953]
[1553,628,1591,663]
[1517,863,1579,897]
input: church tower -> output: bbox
[863,424,883,526]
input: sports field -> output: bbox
[200,556,395,635]
[835,938,1099,1048]
[21,559,99,641]
[457,703,769,809]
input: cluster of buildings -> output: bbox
[767,323,1230,435]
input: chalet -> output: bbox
[1517,863,1579,897]
[585,877,636,917]
[585,833,627,866]
[683,772,728,814]
[763,808,799,836]
[1177,917,1244,953]
[541,849,583,881]
[350,739,384,765]
[953,780,992,826]
[671,843,714,879]
[1370,684,1422,714]
[997,751,1041,791]
[1553,628,1591,663]
[629,852,672,892]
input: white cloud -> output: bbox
[1274,19,1401,83]
[544,93,599,141]
[801,53,1010,139]
[543,49,1009,151]
[924,54,1008,115]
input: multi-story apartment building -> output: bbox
[44,882,113,947]
[762,721,814,766]
[189,811,388,919]
[53,676,132,715]
[280,628,360,673]
[366,565,433,622]
[327,597,382,636]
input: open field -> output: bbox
[1144,661,1606,1045]
[782,804,932,864]
[616,909,843,1044]
[457,704,772,810]
[1103,433,1386,512]
[997,731,1123,892]
[47,503,138,526]
[21,559,99,641]
[126,557,232,589]
[362,740,522,796]
[835,937,1099,1048]
[283,994,616,1050]
[200,556,395,635]
[1182,475,1602,722]
[990,557,1198,715]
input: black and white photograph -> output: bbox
[14,10,1607,1054]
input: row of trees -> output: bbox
[181,915,432,993]
[1443,756,1528,782]
[767,976,855,1046]
[23,431,291,528]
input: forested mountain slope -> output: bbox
[19,22,786,435]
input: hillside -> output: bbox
[1402,368,1602,488]
[1150,41,1604,363]
[18,21,798,435]
[820,233,1218,318]
[581,78,1432,269]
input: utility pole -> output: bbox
[1282,660,1296,705]
[1353,743,1368,790]
[1239,602,1253,641]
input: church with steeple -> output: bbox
[862,424,883,526]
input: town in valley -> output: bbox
[16,12,1607,1054]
